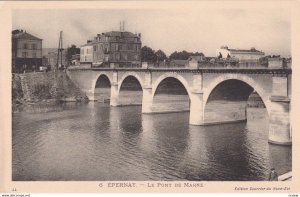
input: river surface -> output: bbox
[12,102,292,181]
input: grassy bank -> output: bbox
[12,71,88,112]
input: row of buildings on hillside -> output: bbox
[78,31,269,68]
[11,29,290,73]
[11,29,142,73]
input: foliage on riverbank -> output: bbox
[12,71,88,110]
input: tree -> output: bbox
[218,52,223,59]
[155,49,167,62]
[66,45,80,65]
[169,50,204,60]
[141,46,156,62]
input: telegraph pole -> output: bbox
[56,31,64,70]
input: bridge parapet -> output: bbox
[191,73,203,94]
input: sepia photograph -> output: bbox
[1,0,299,194]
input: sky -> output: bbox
[12,7,291,57]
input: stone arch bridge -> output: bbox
[67,67,292,145]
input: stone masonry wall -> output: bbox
[13,71,87,101]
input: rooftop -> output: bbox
[81,30,141,47]
[102,31,140,38]
[12,29,42,40]
[220,46,264,54]
[228,48,264,53]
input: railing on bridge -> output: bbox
[69,57,291,70]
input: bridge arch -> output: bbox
[118,72,144,92]
[152,73,192,99]
[118,72,144,106]
[203,74,271,116]
[93,73,112,102]
[151,73,191,113]
[92,72,112,90]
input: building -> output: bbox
[80,41,93,65]
[216,46,265,61]
[71,54,80,66]
[80,31,142,68]
[187,55,205,68]
[42,48,67,70]
[12,29,42,73]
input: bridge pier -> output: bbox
[268,75,291,145]
[142,87,153,113]
[189,92,204,125]
[142,72,153,113]
[268,97,291,145]
[110,71,119,106]
[110,84,119,106]
[189,74,204,125]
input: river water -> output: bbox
[12,102,292,181]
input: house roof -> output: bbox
[102,31,139,38]
[81,31,141,47]
[12,31,42,40]
[227,48,264,54]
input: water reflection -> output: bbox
[12,102,291,181]
[268,144,292,176]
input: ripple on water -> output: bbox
[12,103,291,181]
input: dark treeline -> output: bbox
[141,46,204,62]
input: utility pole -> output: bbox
[56,31,64,70]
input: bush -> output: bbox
[32,83,52,99]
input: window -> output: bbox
[116,53,120,60]
[134,54,139,60]
[32,44,37,50]
[121,53,128,60]
[32,52,37,58]
[22,52,28,58]
[93,46,97,52]
[119,44,122,51]
[23,43,28,49]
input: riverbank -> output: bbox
[279,171,292,181]
[12,71,88,112]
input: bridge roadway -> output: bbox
[67,66,292,146]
